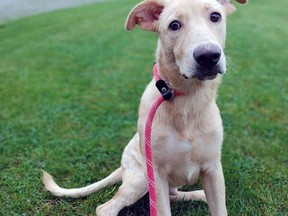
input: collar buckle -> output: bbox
[155,79,174,100]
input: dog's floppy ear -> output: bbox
[218,0,248,4]
[125,0,164,32]
[217,0,248,15]
[235,0,248,4]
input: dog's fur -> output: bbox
[43,0,247,215]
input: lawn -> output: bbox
[0,0,287,215]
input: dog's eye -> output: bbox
[210,12,221,23]
[169,21,182,31]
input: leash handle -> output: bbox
[144,95,164,216]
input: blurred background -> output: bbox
[0,0,104,23]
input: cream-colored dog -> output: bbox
[43,0,247,215]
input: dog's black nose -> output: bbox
[193,44,221,67]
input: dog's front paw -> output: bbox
[196,190,207,203]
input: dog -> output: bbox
[43,0,248,215]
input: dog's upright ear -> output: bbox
[217,0,248,15]
[125,0,164,32]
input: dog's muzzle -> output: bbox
[187,43,224,81]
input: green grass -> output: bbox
[0,0,287,215]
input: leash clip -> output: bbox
[156,80,174,100]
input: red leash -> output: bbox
[144,64,185,216]
[144,94,164,216]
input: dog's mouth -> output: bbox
[196,75,217,81]
[183,66,224,81]
[192,72,219,81]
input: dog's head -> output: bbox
[125,0,247,83]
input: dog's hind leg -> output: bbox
[169,188,207,203]
[96,171,147,216]
[96,134,148,216]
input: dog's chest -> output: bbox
[152,132,202,186]
[151,119,223,187]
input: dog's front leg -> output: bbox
[201,161,227,216]
[154,172,171,216]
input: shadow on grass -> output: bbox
[119,194,150,216]
[119,192,208,216]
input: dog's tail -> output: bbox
[42,168,122,198]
